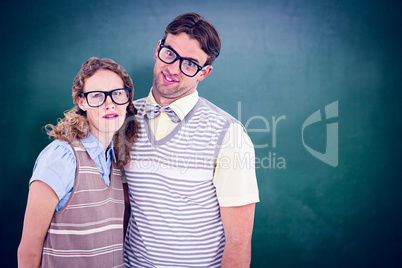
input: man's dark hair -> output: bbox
[162,12,221,66]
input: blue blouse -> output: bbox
[29,134,116,211]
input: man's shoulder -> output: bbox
[198,97,240,125]
[133,97,147,105]
[133,97,147,113]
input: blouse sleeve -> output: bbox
[29,140,76,210]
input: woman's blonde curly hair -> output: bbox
[45,57,138,166]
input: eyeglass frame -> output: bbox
[158,41,209,77]
[80,88,132,108]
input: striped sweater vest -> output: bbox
[124,97,239,268]
[40,142,125,268]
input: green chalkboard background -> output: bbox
[1,0,401,267]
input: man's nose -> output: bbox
[167,59,181,75]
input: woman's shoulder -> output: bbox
[31,140,78,206]
[36,140,76,165]
[43,139,74,152]
[46,139,72,149]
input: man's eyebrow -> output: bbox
[186,57,200,64]
[165,44,201,64]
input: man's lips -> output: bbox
[102,113,119,119]
[162,72,178,84]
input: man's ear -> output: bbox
[154,40,162,60]
[197,65,213,82]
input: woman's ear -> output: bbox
[77,96,87,112]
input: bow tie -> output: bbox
[145,104,180,123]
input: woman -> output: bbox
[18,57,137,267]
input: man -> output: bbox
[124,12,259,268]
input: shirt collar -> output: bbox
[144,88,199,121]
[80,133,116,163]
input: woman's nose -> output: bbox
[104,95,115,109]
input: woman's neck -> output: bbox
[90,130,113,149]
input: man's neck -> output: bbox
[151,87,197,107]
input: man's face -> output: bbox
[152,32,212,106]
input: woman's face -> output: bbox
[78,69,128,146]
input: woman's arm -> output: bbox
[18,181,59,268]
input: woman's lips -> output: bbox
[103,113,119,119]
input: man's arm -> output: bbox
[220,203,256,268]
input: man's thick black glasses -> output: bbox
[158,43,208,77]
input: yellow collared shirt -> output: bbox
[144,89,197,141]
[142,89,259,207]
